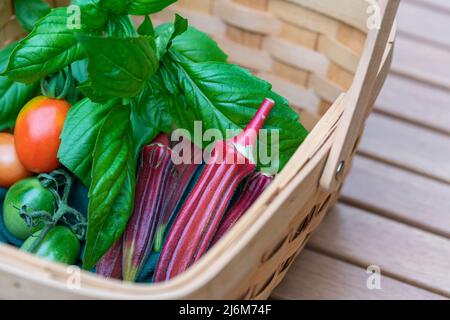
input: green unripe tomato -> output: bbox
[3,177,55,239]
[21,226,81,265]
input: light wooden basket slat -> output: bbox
[0,0,398,299]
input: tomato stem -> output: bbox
[21,169,87,252]
[28,223,52,253]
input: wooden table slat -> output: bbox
[308,204,450,297]
[398,1,450,48]
[391,35,450,90]
[341,156,450,238]
[273,249,445,300]
[375,73,450,134]
[405,0,450,14]
[359,113,450,183]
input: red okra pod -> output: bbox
[211,172,274,246]
[96,237,123,280]
[122,134,173,282]
[153,137,202,253]
[154,98,275,282]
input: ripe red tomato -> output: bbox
[0,132,32,188]
[14,96,70,173]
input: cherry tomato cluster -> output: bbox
[0,96,70,187]
[1,96,81,264]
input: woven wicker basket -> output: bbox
[0,0,398,299]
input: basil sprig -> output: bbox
[1,1,308,269]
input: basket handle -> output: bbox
[319,0,400,192]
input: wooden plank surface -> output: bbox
[358,113,450,183]
[397,1,450,48]
[375,74,450,134]
[391,35,450,90]
[308,204,450,297]
[407,0,450,14]
[341,156,450,238]
[272,249,445,300]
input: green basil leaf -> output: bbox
[151,66,196,132]
[0,42,39,131]
[137,15,155,37]
[58,98,118,186]
[77,81,111,103]
[127,0,177,15]
[129,76,174,157]
[1,8,85,83]
[77,34,158,98]
[14,0,50,33]
[98,0,128,14]
[106,14,137,37]
[71,59,89,84]
[162,54,308,171]
[135,78,174,133]
[70,0,109,30]
[130,101,160,158]
[155,14,188,60]
[170,26,228,63]
[83,105,135,269]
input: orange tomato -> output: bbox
[14,96,70,173]
[0,133,32,188]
